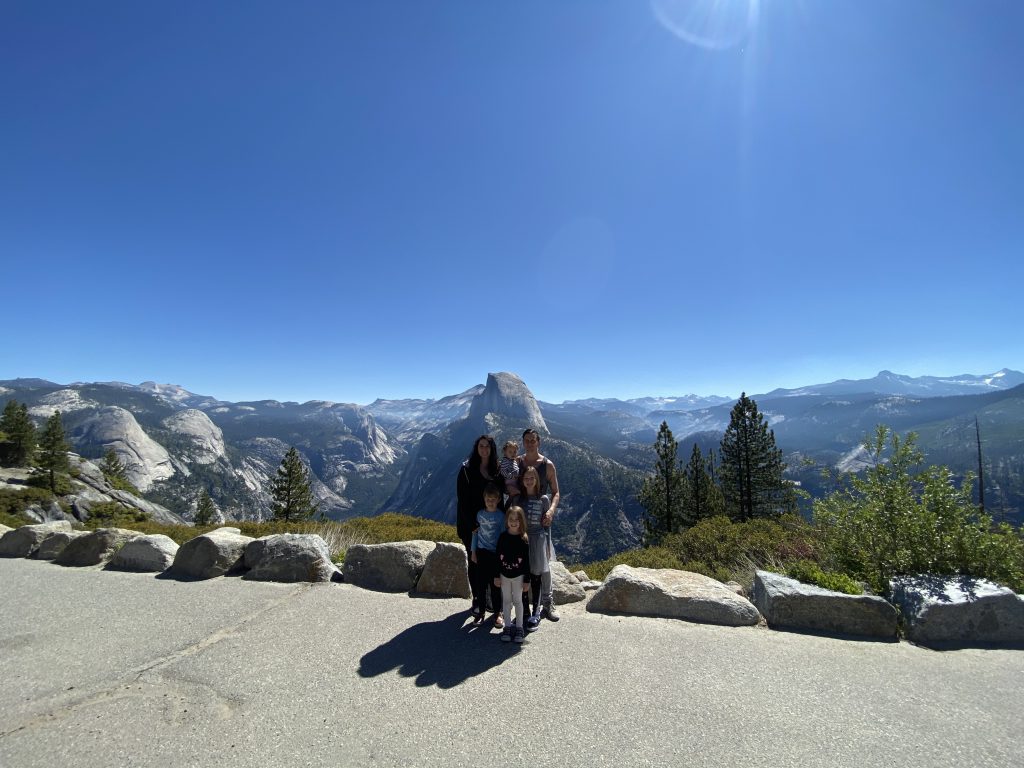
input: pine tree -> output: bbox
[0,400,37,467]
[269,446,318,522]
[101,448,127,482]
[194,489,216,526]
[719,393,795,521]
[38,410,70,494]
[680,443,724,522]
[638,422,687,543]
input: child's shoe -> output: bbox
[525,615,541,632]
[513,625,525,644]
[500,626,513,642]
[493,613,505,629]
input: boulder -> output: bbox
[415,542,471,598]
[550,561,586,604]
[587,565,761,627]
[168,527,253,580]
[0,521,74,558]
[24,501,72,523]
[579,580,603,591]
[55,527,141,567]
[34,529,89,560]
[243,533,338,583]
[753,571,898,640]
[572,570,590,582]
[724,581,746,596]
[107,534,179,572]
[890,576,1024,649]
[343,540,435,592]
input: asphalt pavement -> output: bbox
[1,558,1022,768]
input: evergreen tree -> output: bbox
[680,443,725,522]
[38,411,70,494]
[194,489,216,526]
[639,422,687,543]
[269,446,318,522]
[101,448,127,482]
[0,400,37,467]
[719,393,795,521]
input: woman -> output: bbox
[456,434,503,617]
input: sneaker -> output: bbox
[513,626,525,644]
[525,615,541,633]
[493,613,505,629]
[542,603,560,622]
[500,626,513,643]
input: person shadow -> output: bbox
[358,610,520,688]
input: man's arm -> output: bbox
[545,460,559,521]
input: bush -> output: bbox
[26,473,73,496]
[0,487,55,522]
[783,560,863,595]
[83,502,149,528]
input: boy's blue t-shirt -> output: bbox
[472,508,505,552]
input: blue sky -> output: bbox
[2,0,1021,405]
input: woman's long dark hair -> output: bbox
[467,434,499,478]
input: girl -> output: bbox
[496,506,530,643]
[517,465,555,631]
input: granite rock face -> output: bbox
[75,407,174,491]
[55,527,141,567]
[467,372,547,433]
[587,565,761,627]
[168,527,253,579]
[753,570,897,640]
[243,533,338,583]
[344,540,436,592]
[550,561,586,605]
[890,575,1024,649]
[414,542,471,598]
[162,409,226,465]
[0,521,74,558]
[107,534,180,572]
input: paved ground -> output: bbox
[1,557,1022,768]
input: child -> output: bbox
[470,483,506,627]
[518,465,555,631]
[496,506,530,643]
[499,440,520,504]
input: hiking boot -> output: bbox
[542,603,560,622]
[513,625,525,644]
[525,615,541,632]
[500,626,513,643]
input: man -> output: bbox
[519,428,561,622]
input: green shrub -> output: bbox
[26,472,73,495]
[784,560,863,595]
[107,476,141,496]
[83,501,149,528]
[0,486,55,520]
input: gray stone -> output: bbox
[55,527,141,567]
[0,521,74,558]
[24,501,71,523]
[724,581,746,596]
[551,561,586,604]
[415,542,471,598]
[890,575,1024,649]
[243,533,338,583]
[162,409,226,465]
[587,565,761,627]
[75,406,174,491]
[107,534,179,572]
[168,527,253,580]
[753,570,898,640]
[343,540,435,592]
[579,580,603,591]
[466,372,547,433]
[33,530,88,560]
[572,569,590,582]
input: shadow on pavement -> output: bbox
[358,611,519,688]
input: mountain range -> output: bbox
[2,368,1021,562]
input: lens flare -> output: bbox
[651,0,760,50]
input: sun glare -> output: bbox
[651,0,761,50]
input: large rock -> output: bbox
[344,540,436,592]
[24,500,72,523]
[168,527,253,580]
[107,534,179,572]
[890,576,1024,649]
[34,529,89,560]
[243,533,338,583]
[162,409,227,465]
[0,521,74,558]
[551,561,586,604]
[55,527,141,566]
[753,571,897,640]
[467,372,547,433]
[587,565,761,627]
[415,542,471,598]
[74,406,175,491]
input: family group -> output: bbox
[455,428,560,644]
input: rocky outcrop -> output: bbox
[23,500,72,523]
[167,527,253,580]
[753,571,897,640]
[67,455,184,526]
[0,521,74,558]
[890,576,1024,649]
[243,534,338,583]
[587,565,761,627]
[55,527,141,567]
[73,407,174,491]
[33,529,88,560]
[414,542,471,598]
[550,561,586,604]
[467,372,547,433]
[162,409,226,465]
[343,540,435,592]
[107,534,179,572]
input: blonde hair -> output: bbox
[506,506,529,543]
[519,465,542,498]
